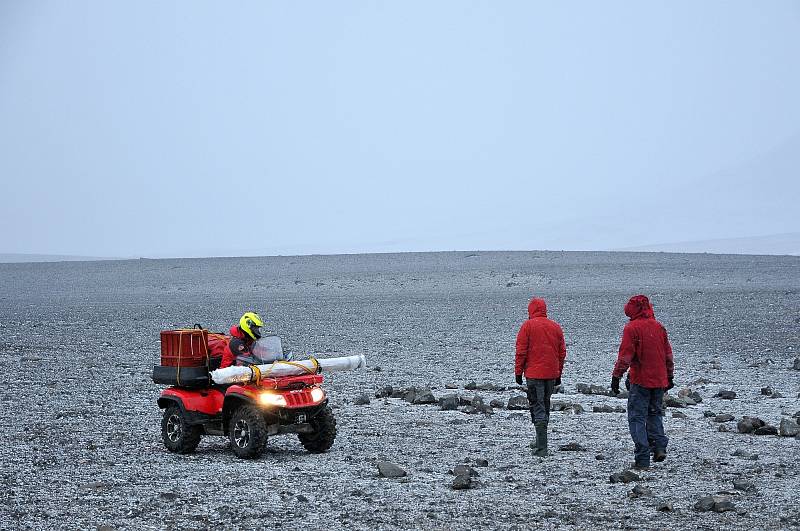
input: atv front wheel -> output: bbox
[161,404,202,454]
[299,405,337,453]
[228,405,268,459]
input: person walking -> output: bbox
[515,297,567,457]
[610,295,674,470]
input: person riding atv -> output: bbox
[221,311,263,369]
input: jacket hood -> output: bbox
[624,295,654,320]
[528,298,548,318]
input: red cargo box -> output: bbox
[160,329,209,367]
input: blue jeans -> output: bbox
[627,384,668,466]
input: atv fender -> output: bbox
[159,387,225,416]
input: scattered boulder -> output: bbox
[737,416,766,434]
[377,461,407,478]
[629,484,652,498]
[412,388,437,405]
[715,390,737,400]
[678,388,703,403]
[714,413,735,423]
[439,394,459,411]
[792,358,800,371]
[570,404,585,414]
[656,501,673,512]
[461,405,478,415]
[593,405,626,413]
[609,470,640,484]
[672,411,687,419]
[451,464,479,477]
[464,381,478,390]
[731,449,759,460]
[694,495,736,513]
[444,383,459,389]
[753,425,778,436]
[768,391,784,398]
[779,418,800,437]
[760,386,774,396]
[577,383,610,396]
[558,442,587,452]
[703,411,717,418]
[353,393,371,405]
[489,399,504,409]
[552,401,585,414]
[664,395,695,408]
[733,480,755,492]
[718,424,730,432]
[375,386,393,398]
[474,458,489,467]
[452,474,472,490]
[507,395,530,410]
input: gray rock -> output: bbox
[507,395,530,410]
[768,391,784,398]
[477,404,494,415]
[760,386,774,395]
[489,399,504,409]
[753,425,778,436]
[439,394,459,411]
[715,390,737,400]
[733,480,755,492]
[732,449,759,460]
[375,386,393,398]
[792,358,800,370]
[412,388,437,405]
[737,416,766,433]
[444,383,459,389]
[714,413,735,423]
[630,484,652,498]
[558,442,587,452]
[779,417,800,437]
[452,474,472,490]
[474,458,489,467]
[464,381,478,390]
[353,393,371,405]
[656,501,673,512]
[694,495,736,513]
[664,395,696,408]
[593,404,626,413]
[718,424,730,432]
[402,388,417,403]
[576,383,610,396]
[672,411,687,419]
[570,403,585,414]
[451,464,479,477]
[609,470,640,484]
[703,411,717,418]
[377,461,407,478]
[461,405,478,414]
[678,388,703,403]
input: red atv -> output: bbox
[153,330,336,459]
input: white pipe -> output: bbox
[210,354,367,385]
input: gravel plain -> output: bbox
[1,251,798,530]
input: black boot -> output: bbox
[533,421,548,457]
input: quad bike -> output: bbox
[154,332,336,459]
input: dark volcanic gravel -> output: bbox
[1,251,799,530]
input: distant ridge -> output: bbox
[0,253,118,263]
[615,233,800,256]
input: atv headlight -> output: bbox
[259,392,287,407]
[310,388,325,403]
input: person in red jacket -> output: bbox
[611,295,674,469]
[220,312,264,369]
[515,297,567,457]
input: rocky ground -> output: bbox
[1,251,798,530]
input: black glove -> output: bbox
[555,377,562,387]
[624,376,631,391]
[610,376,621,395]
[667,377,674,390]
[515,374,523,385]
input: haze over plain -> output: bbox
[1,2,798,258]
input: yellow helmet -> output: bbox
[239,312,264,341]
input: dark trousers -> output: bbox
[526,378,554,423]
[627,384,669,466]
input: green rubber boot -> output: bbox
[533,421,548,457]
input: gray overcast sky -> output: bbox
[1,1,799,258]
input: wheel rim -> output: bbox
[233,419,250,448]
[166,414,182,442]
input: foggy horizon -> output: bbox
[2,2,799,258]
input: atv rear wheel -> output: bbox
[299,405,337,453]
[228,405,268,459]
[161,404,202,454]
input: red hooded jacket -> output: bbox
[612,295,674,388]
[515,298,567,380]
[220,325,252,369]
